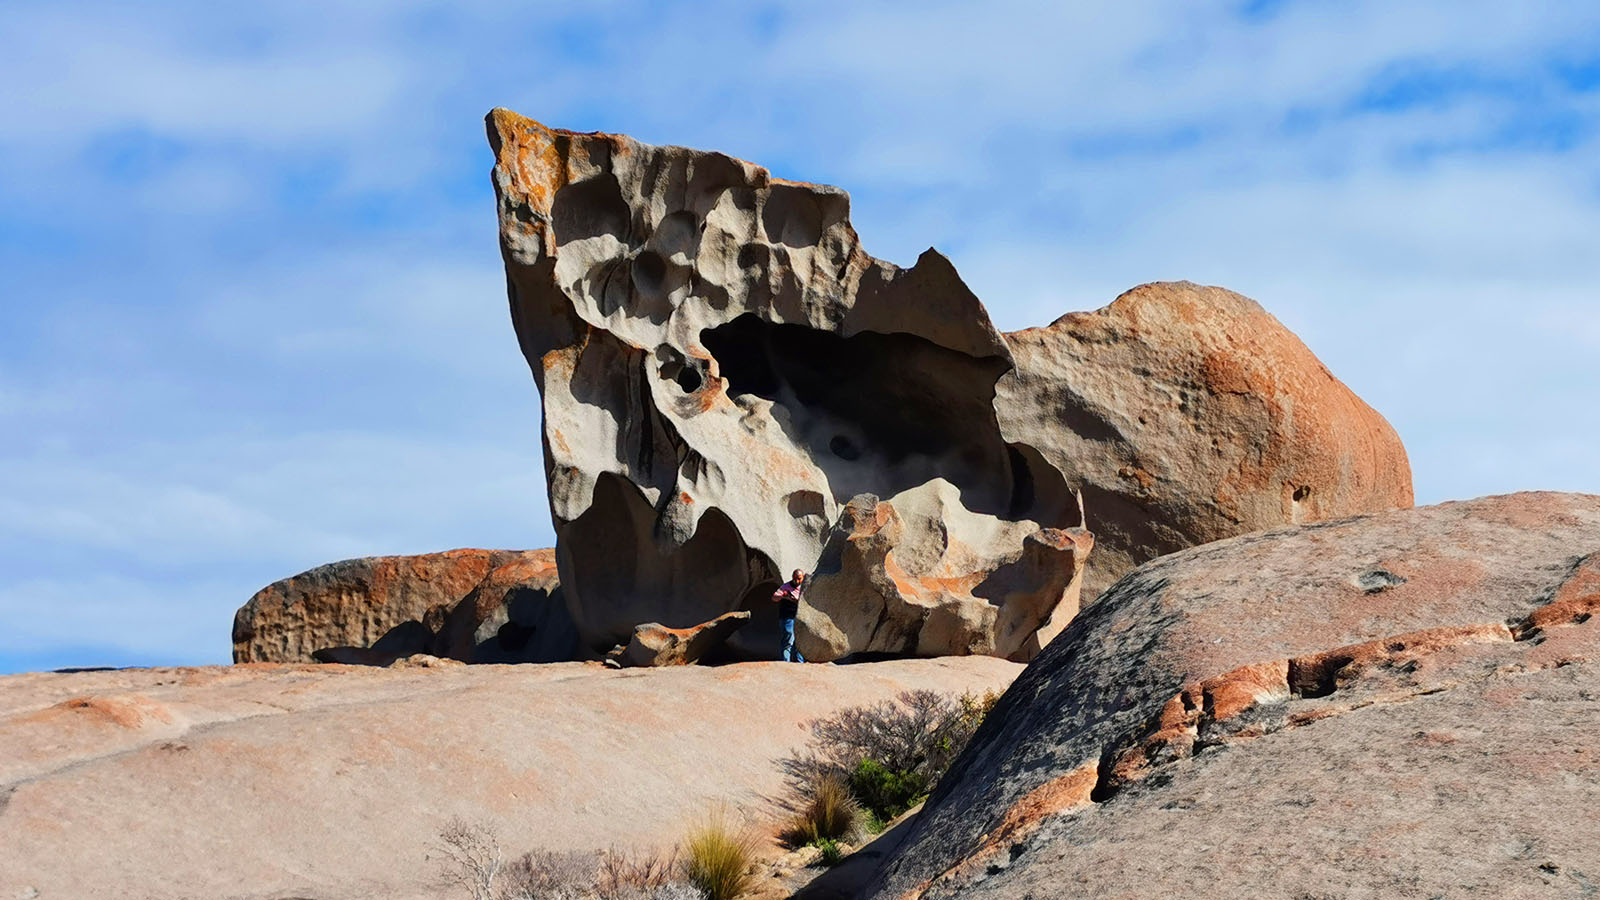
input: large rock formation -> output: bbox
[857,492,1600,899]
[232,548,574,664]
[0,657,1022,900]
[487,109,1412,662]
[999,281,1415,599]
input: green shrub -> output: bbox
[683,809,756,900]
[847,758,927,822]
[813,838,844,868]
[782,689,1004,833]
[782,774,860,847]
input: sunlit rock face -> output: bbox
[998,281,1416,600]
[485,108,1411,661]
[232,549,572,665]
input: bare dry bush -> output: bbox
[434,819,702,900]
[433,817,505,900]
[596,848,684,899]
[499,848,597,900]
[784,689,997,791]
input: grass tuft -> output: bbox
[814,838,844,868]
[683,808,757,900]
[782,774,861,847]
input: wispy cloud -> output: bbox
[2,0,1597,670]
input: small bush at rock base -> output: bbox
[782,689,1002,830]
[781,774,861,847]
[499,848,595,900]
[848,758,927,822]
[683,809,757,900]
[813,838,844,868]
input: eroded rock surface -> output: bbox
[232,548,574,664]
[487,109,1411,661]
[0,657,1021,900]
[612,610,752,667]
[859,492,1600,899]
[797,480,1093,662]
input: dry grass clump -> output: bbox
[682,808,758,900]
[781,774,861,847]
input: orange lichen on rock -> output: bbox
[232,548,566,664]
[1518,553,1600,636]
[997,281,1414,599]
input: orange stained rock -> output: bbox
[1521,554,1600,635]
[1200,659,1292,722]
[22,695,173,730]
[988,758,1101,843]
[906,759,1103,900]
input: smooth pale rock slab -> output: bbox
[232,548,575,664]
[614,610,752,667]
[0,657,1022,900]
[861,492,1600,900]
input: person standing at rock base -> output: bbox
[772,570,808,663]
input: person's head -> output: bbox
[792,569,805,584]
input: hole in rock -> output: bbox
[674,364,703,393]
[701,314,1077,525]
[631,250,667,293]
[761,184,831,248]
[786,490,827,520]
[656,347,705,394]
[1292,485,1312,502]
[552,171,632,247]
[1354,569,1407,594]
[1287,654,1351,699]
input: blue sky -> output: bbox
[2,1,1598,673]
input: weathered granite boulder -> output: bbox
[858,492,1600,899]
[486,109,1412,662]
[998,280,1415,599]
[797,480,1093,662]
[232,548,575,664]
[610,610,752,667]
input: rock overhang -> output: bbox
[485,107,1413,662]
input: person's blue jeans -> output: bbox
[780,617,805,663]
